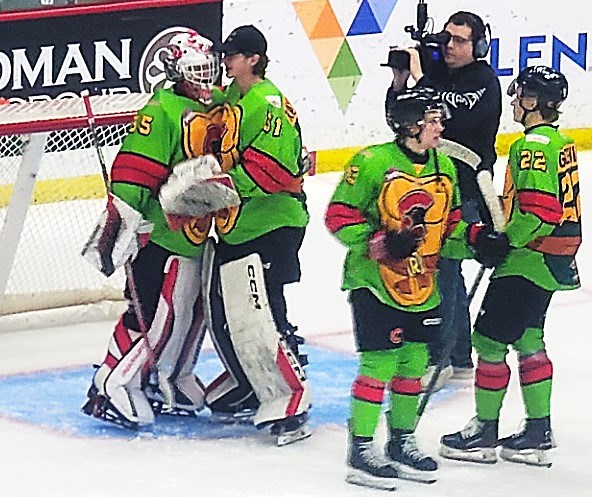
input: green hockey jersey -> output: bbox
[325,141,469,312]
[214,79,309,244]
[110,88,236,258]
[495,124,581,290]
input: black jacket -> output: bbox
[386,60,502,213]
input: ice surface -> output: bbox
[1,154,591,496]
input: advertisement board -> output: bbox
[0,0,222,102]
[221,0,592,166]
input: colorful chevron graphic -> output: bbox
[293,0,398,112]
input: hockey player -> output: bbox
[82,29,240,429]
[203,25,312,446]
[325,87,476,489]
[440,66,580,468]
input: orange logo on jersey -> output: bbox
[183,214,212,245]
[378,170,453,306]
[283,96,298,127]
[182,103,240,173]
[214,205,240,235]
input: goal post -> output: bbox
[0,93,150,319]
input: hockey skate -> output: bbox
[82,385,140,431]
[386,429,438,483]
[270,412,312,446]
[499,417,556,468]
[146,373,205,417]
[439,417,499,464]
[346,435,399,491]
[209,405,258,425]
[82,364,155,430]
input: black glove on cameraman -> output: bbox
[468,223,510,268]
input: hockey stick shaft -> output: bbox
[437,139,481,170]
[467,265,487,304]
[416,155,506,424]
[415,264,487,418]
[82,91,154,365]
[81,91,110,188]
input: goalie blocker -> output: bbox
[202,238,311,437]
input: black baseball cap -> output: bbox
[218,25,267,56]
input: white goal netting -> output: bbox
[0,94,150,319]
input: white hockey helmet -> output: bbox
[164,30,220,104]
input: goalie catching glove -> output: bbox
[81,194,153,277]
[159,155,240,230]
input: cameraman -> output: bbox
[384,11,502,389]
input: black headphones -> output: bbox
[473,22,491,59]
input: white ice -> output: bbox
[1,153,591,496]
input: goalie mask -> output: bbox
[164,30,220,104]
[386,87,450,138]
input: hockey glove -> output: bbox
[468,223,510,268]
[159,155,240,229]
[81,194,153,277]
[369,229,419,263]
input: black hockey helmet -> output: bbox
[386,87,450,135]
[507,65,568,110]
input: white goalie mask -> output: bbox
[164,30,220,104]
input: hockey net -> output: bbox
[0,93,150,322]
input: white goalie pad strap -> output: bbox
[220,253,310,427]
[81,194,153,277]
[159,155,240,224]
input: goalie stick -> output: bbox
[81,90,155,366]
[415,144,506,423]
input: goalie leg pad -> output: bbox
[219,253,311,428]
[146,255,207,414]
[86,317,155,426]
[203,239,259,414]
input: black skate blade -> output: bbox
[276,425,312,446]
[499,447,552,468]
[439,445,497,464]
[346,470,397,491]
[81,396,139,431]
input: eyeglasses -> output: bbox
[444,33,472,45]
